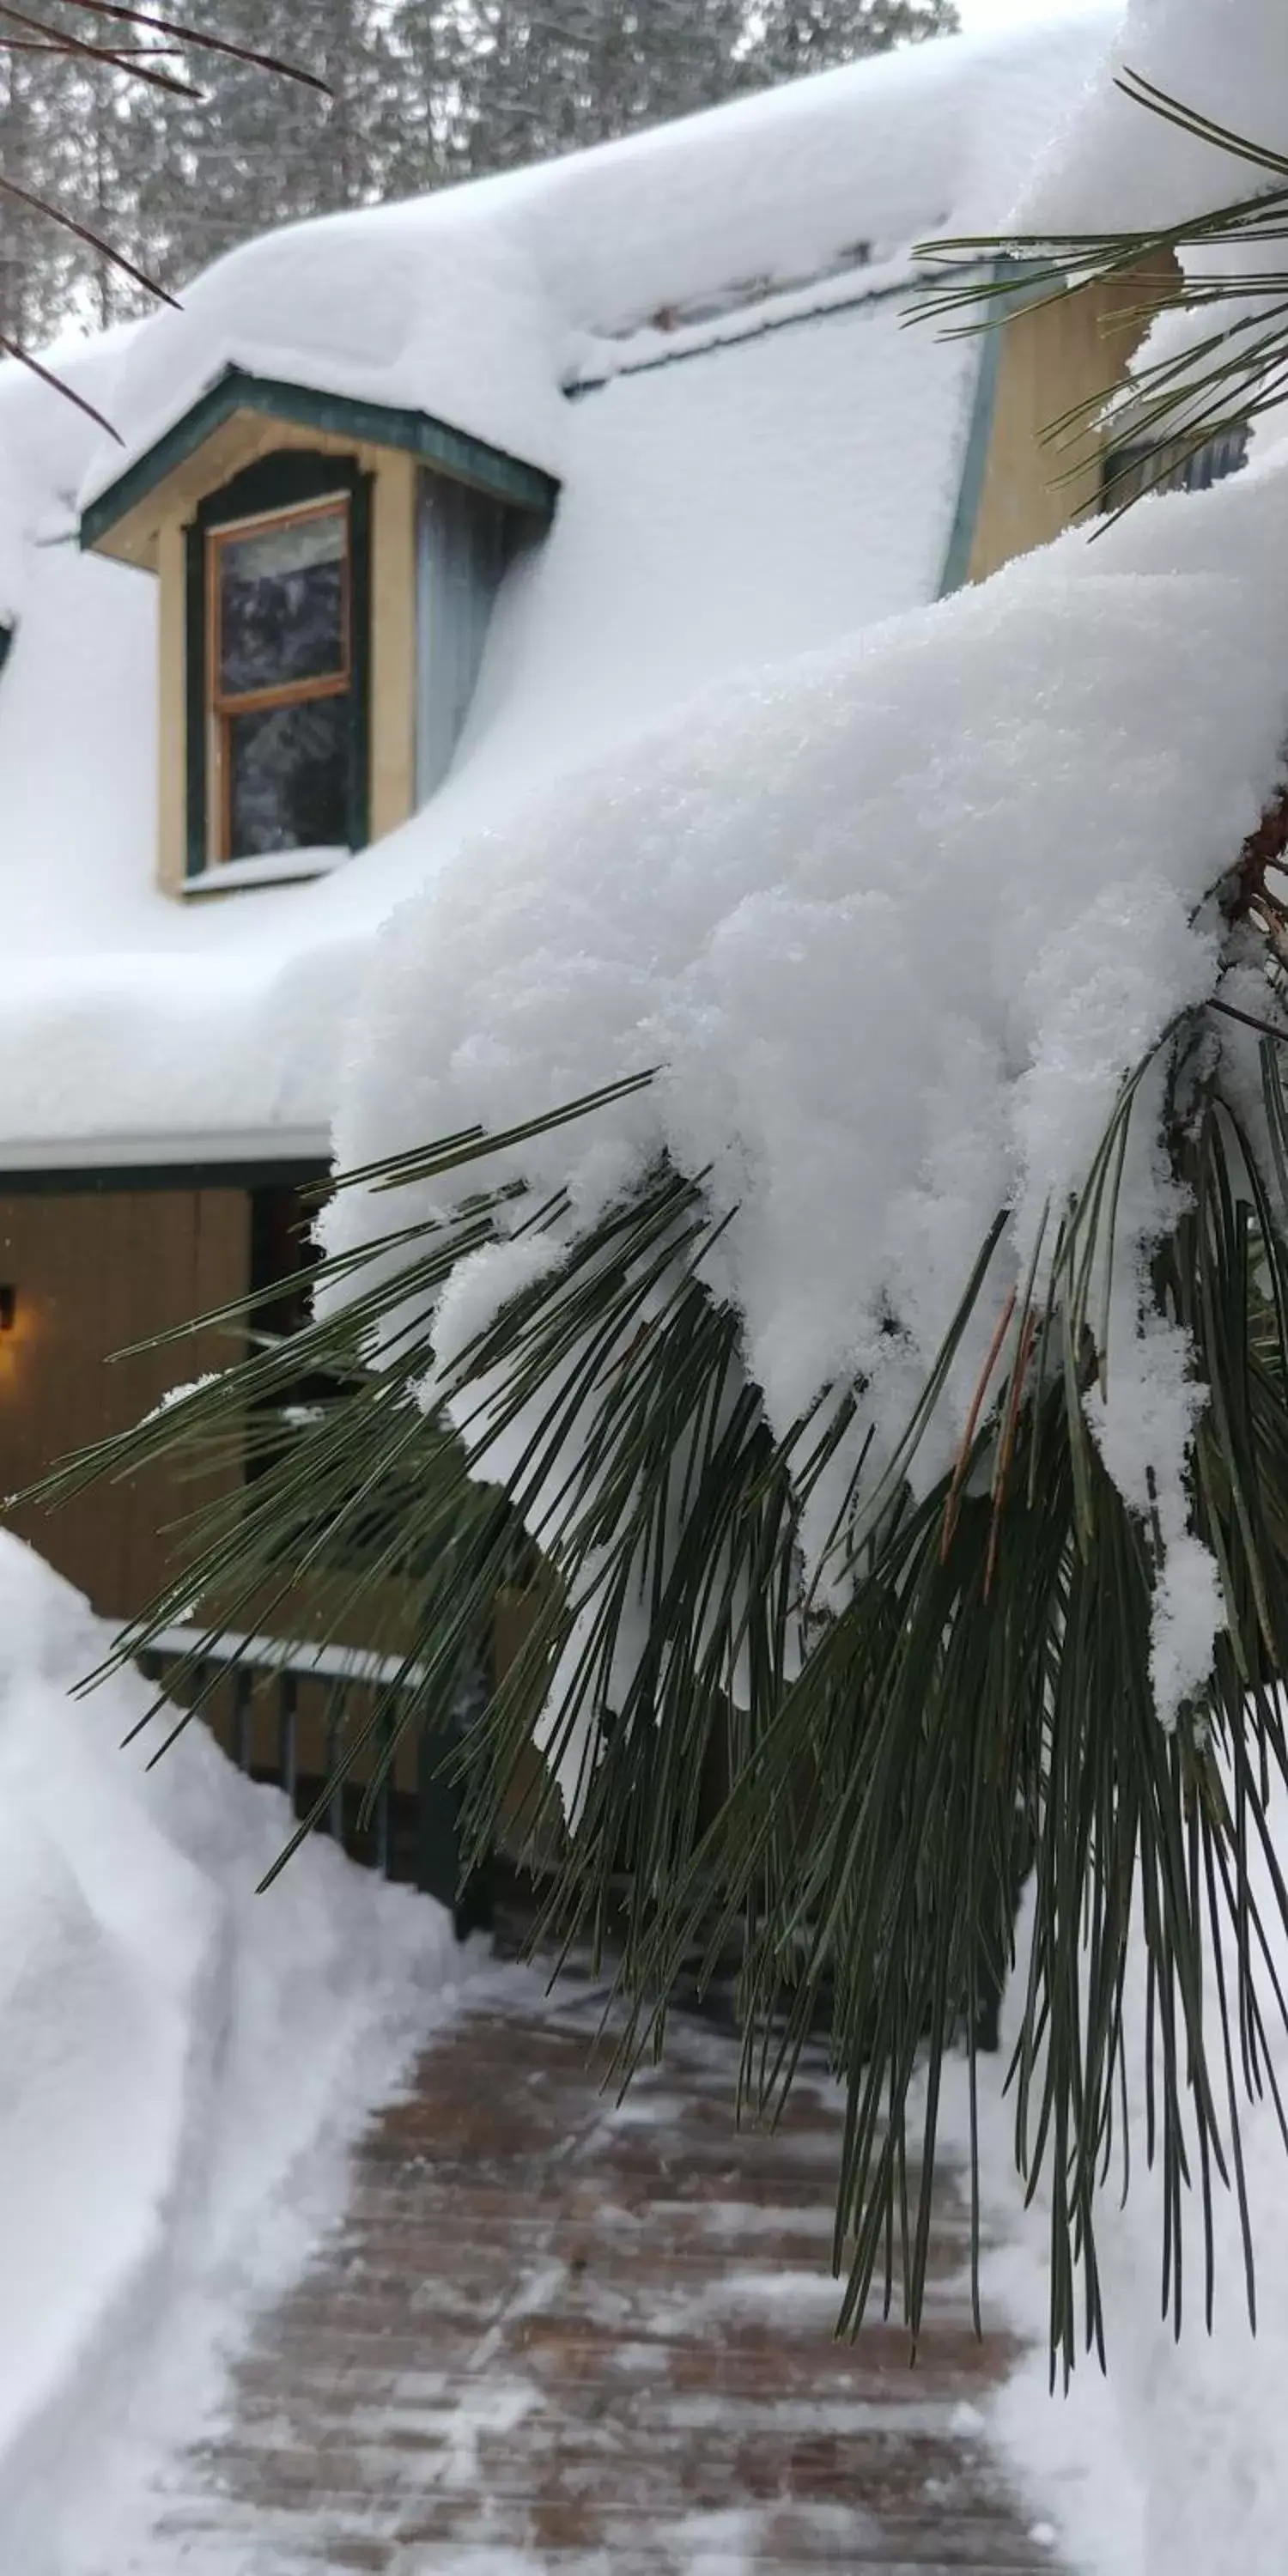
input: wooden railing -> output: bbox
[137,1623,483,1911]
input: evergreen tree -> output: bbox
[751,0,956,85]
[125,0,398,293]
[381,3,483,197]
[453,0,749,162]
[0,12,87,348]
[391,0,957,185]
[3,0,962,332]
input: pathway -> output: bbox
[145,1977,1059,2573]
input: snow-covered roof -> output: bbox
[0,10,1116,1170]
[81,9,1113,503]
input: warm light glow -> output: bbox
[0,1285,35,1393]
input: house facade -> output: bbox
[0,11,1236,1793]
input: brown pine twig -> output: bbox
[941,1285,1018,1562]
[52,3,330,92]
[0,7,331,420]
[0,167,179,308]
[0,3,197,96]
[984,1307,1036,1601]
[0,331,123,437]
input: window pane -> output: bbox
[217,506,347,699]
[227,696,349,857]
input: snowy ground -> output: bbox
[0,1533,480,2575]
[942,1858,1288,2576]
[5,1521,1288,2576]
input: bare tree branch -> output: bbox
[0,4,328,92]
[0,323,121,431]
[0,6,331,416]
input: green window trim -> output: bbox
[80,364,559,558]
[185,451,373,883]
[938,258,1049,602]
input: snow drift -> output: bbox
[0,1533,464,2573]
[945,1825,1288,2576]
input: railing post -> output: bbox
[374,1698,394,1880]
[416,1717,463,1911]
[327,1685,347,1844]
[278,1669,299,1814]
[233,1665,253,1772]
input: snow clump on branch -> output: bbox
[328,424,1288,1730]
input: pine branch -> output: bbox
[27,811,1288,2366]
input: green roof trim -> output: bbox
[79,365,561,553]
[936,261,1009,601]
[937,258,1053,602]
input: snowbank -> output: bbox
[0,1532,464,2573]
[1022,0,1288,478]
[1025,0,1285,232]
[0,328,135,627]
[946,1834,1288,2576]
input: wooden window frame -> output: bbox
[206,492,354,866]
[186,451,373,882]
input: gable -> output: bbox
[81,367,560,573]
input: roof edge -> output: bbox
[80,364,561,556]
[0,1124,332,1182]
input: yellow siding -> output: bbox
[369,447,418,842]
[156,517,190,895]
[97,410,404,572]
[967,259,1178,586]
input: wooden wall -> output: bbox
[0,1182,546,1880]
[0,1185,250,1620]
[966,259,1179,586]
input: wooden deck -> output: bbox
[148,1977,1058,2573]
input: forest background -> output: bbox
[0,1,957,349]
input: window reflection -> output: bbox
[228,699,349,855]
[209,495,353,865]
[218,509,347,699]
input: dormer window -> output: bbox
[188,452,372,885]
[211,496,352,861]
[76,363,560,897]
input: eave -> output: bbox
[80,364,561,568]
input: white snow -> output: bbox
[0,1531,466,2573]
[945,1822,1288,2576]
[79,12,1115,511]
[324,432,1288,1717]
[1025,0,1288,232]
[1020,0,1288,488]
[0,11,1115,1167]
